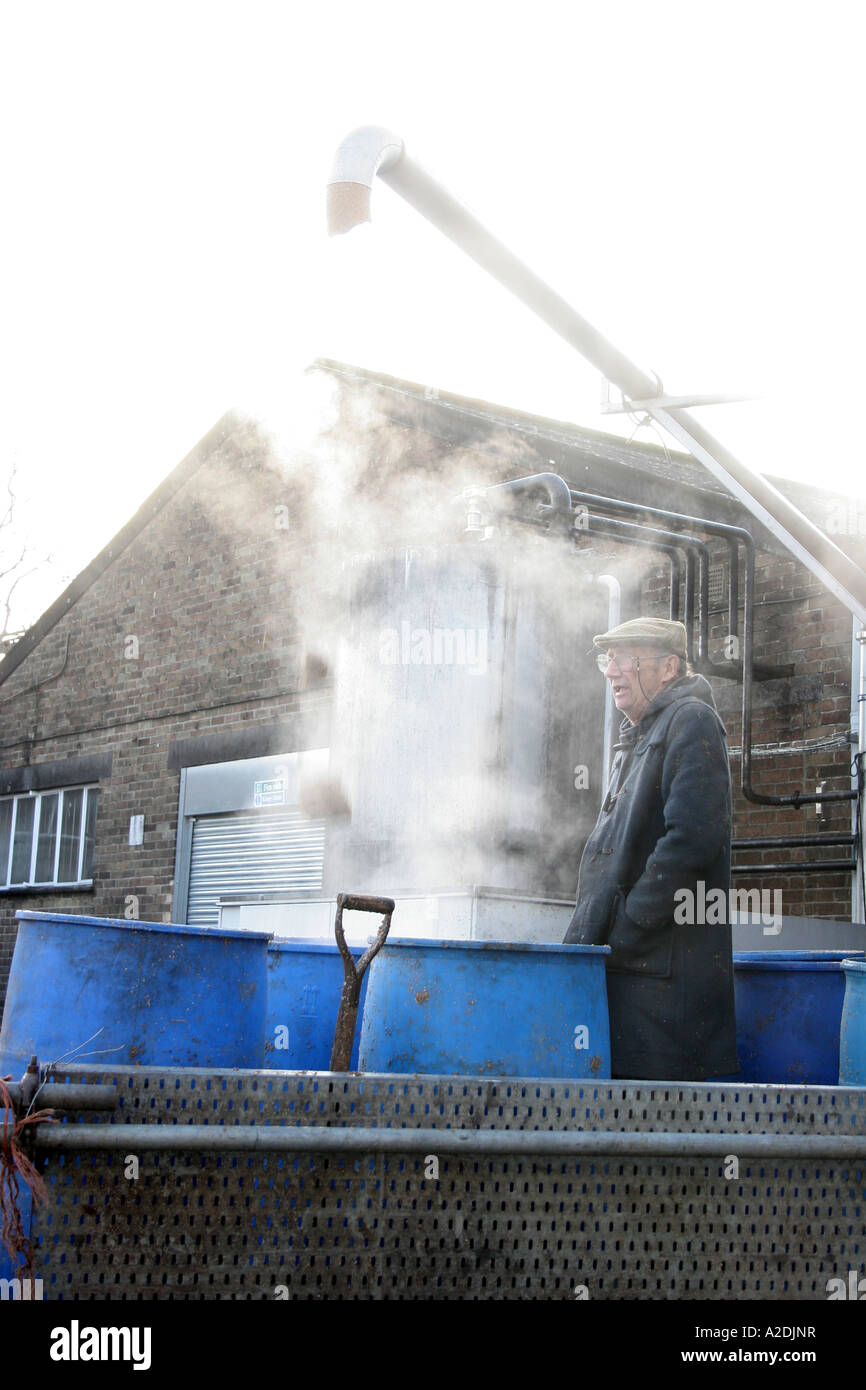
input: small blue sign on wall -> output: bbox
[254,779,286,807]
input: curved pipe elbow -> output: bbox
[327,125,404,235]
[489,472,573,522]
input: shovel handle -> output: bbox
[338,894,395,916]
[334,892,395,983]
[330,893,395,1072]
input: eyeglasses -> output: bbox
[594,651,668,674]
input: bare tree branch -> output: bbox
[2,563,40,633]
[0,544,28,585]
[0,463,52,646]
[0,461,18,535]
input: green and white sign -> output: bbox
[254,778,286,807]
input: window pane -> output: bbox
[11,797,35,883]
[81,788,98,880]
[0,800,12,885]
[35,793,59,881]
[58,790,83,881]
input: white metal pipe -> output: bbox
[328,127,866,626]
[652,404,866,626]
[327,125,404,234]
[589,573,621,802]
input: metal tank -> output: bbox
[321,531,611,904]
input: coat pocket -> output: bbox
[605,890,674,979]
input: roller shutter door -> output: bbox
[186,808,325,928]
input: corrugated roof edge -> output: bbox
[0,410,246,689]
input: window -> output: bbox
[0,786,99,889]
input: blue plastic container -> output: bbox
[0,911,272,1072]
[264,940,369,1070]
[357,937,611,1078]
[839,958,866,1085]
[726,950,865,1085]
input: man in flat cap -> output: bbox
[564,617,738,1080]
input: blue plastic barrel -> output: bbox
[0,911,272,1072]
[264,941,368,1070]
[839,958,866,1085]
[357,937,611,1078]
[725,950,866,1085]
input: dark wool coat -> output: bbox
[564,673,739,1080]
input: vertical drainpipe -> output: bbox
[855,620,866,924]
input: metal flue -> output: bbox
[327,125,866,626]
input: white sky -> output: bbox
[2,0,864,630]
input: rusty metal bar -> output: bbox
[3,1083,117,1110]
[731,859,857,875]
[734,835,857,850]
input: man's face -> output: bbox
[599,645,679,724]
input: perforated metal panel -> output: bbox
[31,1067,866,1300]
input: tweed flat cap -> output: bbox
[592,618,689,660]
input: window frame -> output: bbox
[0,784,99,891]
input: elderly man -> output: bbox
[564,617,738,1081]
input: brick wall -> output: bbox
[0,418,319,1006]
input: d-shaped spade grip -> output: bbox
[329,893,395,1072]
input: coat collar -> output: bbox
[615,672,722,745]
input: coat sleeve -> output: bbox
[610,701,731,961]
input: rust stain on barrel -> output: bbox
[415,989,430,1004]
